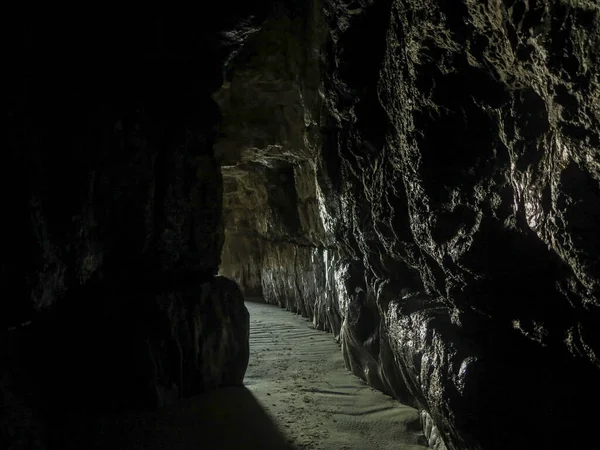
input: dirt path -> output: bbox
[244,301,428,450]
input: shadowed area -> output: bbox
[46,387,295,450]
[46,301,427,450]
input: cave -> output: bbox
[3,1,600,449]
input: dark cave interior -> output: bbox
[3,1,600,449]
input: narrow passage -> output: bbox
[244,301,428,450]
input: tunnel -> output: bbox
[3,1,600,449]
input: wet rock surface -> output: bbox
[219,1,600,449]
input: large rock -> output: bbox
[4,276,249,408]
[3,276,248,448]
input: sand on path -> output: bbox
[244,301,427,450]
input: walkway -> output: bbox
[243,301,427,450]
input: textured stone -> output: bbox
[218,1,600,449]
[5,276,248,409]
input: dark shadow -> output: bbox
[47,387,296,450]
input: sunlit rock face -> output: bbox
[219,1,600,449]
[2,5,269,447]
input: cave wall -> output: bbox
[218,1,600,449]
[216,1,339,334]
[1,6,279,447]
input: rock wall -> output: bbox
[218,1,600,449]
[216,2,339,336]
[220,160,341,332]
[2,5,273,447]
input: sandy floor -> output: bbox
[243,301,427,450]
[49,301,427,450]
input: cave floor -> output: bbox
[49,301,426,450]
[242,300,427,450]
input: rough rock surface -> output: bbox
[2,6,263,448]
[4,277,248,440]
[218,1,600,449]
